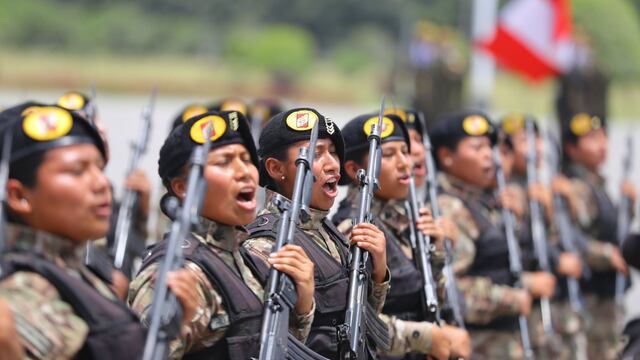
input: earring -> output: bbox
[281,175,286,180]
[444,157,453,166]
[20,198,27,205]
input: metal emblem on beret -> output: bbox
[285,110,318,131]
[363,116,395,138]
[181,105,208,122]
[23,106,74,141]
[501,113,525,135]
[570,113,601,136]
[462,115,490,136]
[325,116,335,135]
[190,115,226,144]
[57,92,86,111]
[220,100,248,116]
[384,108,408,123]
[229,112,239,131]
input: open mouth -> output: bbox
[94,202,112,218]
[398,173,411,185]
[321,178,339,197]
[413,162,426,177]
[236,187,257,210]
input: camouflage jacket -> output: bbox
[0,225,118,359]
[242,189,390,313]
[128,216,314,359]
[334,185,445,356]
[564,164,621,270]
[437,173,522,325]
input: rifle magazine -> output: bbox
[286,333,329,360]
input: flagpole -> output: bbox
[469,0,498,111]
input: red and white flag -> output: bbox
[478,0,573,82]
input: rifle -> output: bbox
[524,120,554,335]
[420,112,466,330]
[615,136,633,304]
[493,148,534,360]
[546,133,589,360]
[0,130,12,277]
[141,119,211,360]
[338,97,391,359]
[112,90,155,270]
[257,120,328,360]
[406,176,440,323]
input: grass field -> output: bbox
[0,49,638,119]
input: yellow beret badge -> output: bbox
[181,105,208,123]
[190,115,227,144]
[286,110,318,131]
[463,115,490,136]
[23,107,74,141]
[363,116,395,138]
[501,113,525,135]
[57,92,86,111]
[570,113,601,136]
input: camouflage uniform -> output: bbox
[128,216,314,359]
[507,174,583,359]
[242,190,390,356]
[437,173,525,360]
[333,185,446,358]
[565,163,626,359]
[0,225,129,359]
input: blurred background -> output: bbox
[1,0,640,321]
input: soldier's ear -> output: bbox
[6,179,32,216]
[170,177,187,200]
[437,147,453,168]
[343,160,362,183]
[264,157,286,183]
[564,142,579,161]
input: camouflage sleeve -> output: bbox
[0,272,88,359]
[242,236,315,342]
[335,219,390,313]
[128,261,222,359]
[437,194,477,275]
[457,277,521,324]
[378,313,434,356]
[570,179,616,270]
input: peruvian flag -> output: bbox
[478,0,574,82]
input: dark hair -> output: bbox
[342,148,369,185]
[6,151,46,223]
[432,139,462,169]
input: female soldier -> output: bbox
[242,107,390,358]
[431,111,539,359]
[0,103,147,359]
[333,112,469,360]
[128,111,316,359]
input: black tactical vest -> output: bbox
[245,213,351,358]
[374,217,424,320]
[139,233,264,360]
[2,252,146,360]
[441,191,519,331]
[581,180,625,297]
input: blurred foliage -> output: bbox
[573,0,640,80]
[1,0,640,81]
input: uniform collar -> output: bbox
[566,163,604,186]
[193,216,246,253]
[262,189,329,230]
[5,224,85,269]
[438,172,486,200]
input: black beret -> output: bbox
[562,112,606,143]
[257,107,344,188]
[209,98,251,123]
[430,110,497,154]
[0,104,106,162]
[384,108,426,138]
[158,110,258,190]
[170,103,212,131]
[340,112,410,185]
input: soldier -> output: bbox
[0,103,146,359]
[561,112,635,359]
[242,107,390,358]
[431,111,546,359]
[128,110,316,359]
[333,112,470,359]
[58,90,151,283]
[500,113,585,359]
